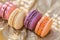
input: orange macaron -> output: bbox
[35,16,53,37]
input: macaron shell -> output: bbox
[4,4,16,20]
[37,16,50,36]
[41,19,53,37]
[8,8,20,27]
[13,9,26,29]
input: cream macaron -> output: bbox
[8,8,26,29]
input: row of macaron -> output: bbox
[8,8,53,37]
[0,1,53,37]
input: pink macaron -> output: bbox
[0,3,3,17]
[0,2,11,18]
[0,3,8,18]
[4,2,16,20]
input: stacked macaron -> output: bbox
[24,10,53,37]
[0,2,16,20]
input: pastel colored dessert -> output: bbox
[20,0,36,12]
[35,16,53,37]
[0,3,3,17]
[0,2,16,20]
[24,10,42,30]
[4,2,16,20]
[8,8,26,29]
[0,2,11,18]
[0,3,8,18]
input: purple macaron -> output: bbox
[24,10,42,30]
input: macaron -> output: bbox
[0,3,8,18]
[8,8,26,29]
[35,16,53,37]
[0,2,11,18]
[3,2,16,20]
[24,10,42,30]
[0,3,3,17]
[0,2,16,20]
